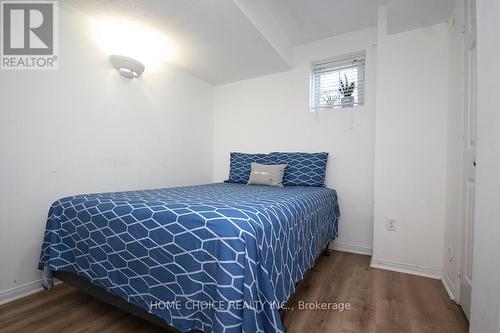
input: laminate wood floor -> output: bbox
[0,252,468,333]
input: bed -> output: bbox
[39,183,340,333]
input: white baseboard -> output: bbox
[0,280,45,305]
[370,257,442,279]
[332,242,373,256]
[441,271,457,300]
[0,279,61,305]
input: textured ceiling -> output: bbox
[64,0,290,84]
[262,0,384,45]
[63,0,456,85]
[263,0,456,44]
[386,0,457,34]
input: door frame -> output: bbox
[456,0,477,319]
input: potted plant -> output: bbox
[338,74,355,107]
[322,91,337,109]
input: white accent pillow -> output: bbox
[247,162,287,187]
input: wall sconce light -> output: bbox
[93,18,174,74]
[109,55,145,79]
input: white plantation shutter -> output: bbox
[310,53,366,111]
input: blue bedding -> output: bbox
[39,183,340,333]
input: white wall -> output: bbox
[213,27,377,255]
[442,0,465,299]
[470,0,500,331]
[0,5,214,302]
[372,8,449,277]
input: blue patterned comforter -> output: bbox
[39,183,340,333]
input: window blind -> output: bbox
[310,53,366,111]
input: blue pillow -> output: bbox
[226,152,274,184]
[269,152,328,187]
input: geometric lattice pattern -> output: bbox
[39,183,339,333]
[225,152,274,184]
[270,152,329,187]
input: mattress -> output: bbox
[38,183,340,332]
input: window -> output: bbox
[310,52,365,111]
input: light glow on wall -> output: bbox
[92,17,174,70]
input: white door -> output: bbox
[459,0,477,321]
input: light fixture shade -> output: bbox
[109,55,145,78]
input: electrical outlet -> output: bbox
[386,218,397,231]
[448,246,454,262]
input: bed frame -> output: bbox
[53,271,186,332]
[53,242,333,332]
